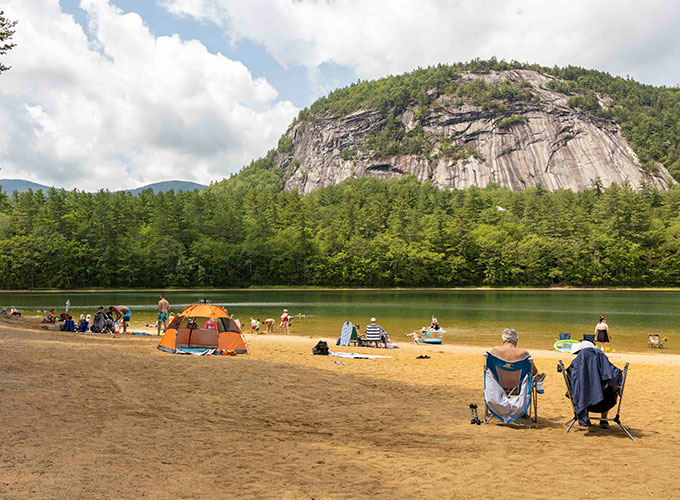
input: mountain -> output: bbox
[222,60,680,194]
[126,180,206,195]
[0,178,206,195]
[0,179,52,193]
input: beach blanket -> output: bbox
[176,347,217,356]
[329,351,392,359]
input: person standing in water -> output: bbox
[280,309,290,334]
[594,315,612,351]
[431,314,440,331]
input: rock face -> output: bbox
[277,70,673,193]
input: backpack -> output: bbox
[91,312,106,333]
[312,340,329,355]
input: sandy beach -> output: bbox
[2,316,679,499]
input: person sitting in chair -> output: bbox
[489,328,542,392]
[568,340,622,429]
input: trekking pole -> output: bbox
[469,403,481,425]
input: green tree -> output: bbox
[0,10,17,74]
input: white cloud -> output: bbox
[0,0,297,190]
[162,0,680,87]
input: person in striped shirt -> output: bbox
[365,317,386,348]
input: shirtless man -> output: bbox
[157,294,170,335]
[109,305,131,334]
[488,328,541,391]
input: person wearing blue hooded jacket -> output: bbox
[567,341,622,428]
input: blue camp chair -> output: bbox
[559,333,571,340]
[583,334,595,343]
[483,352,539,425]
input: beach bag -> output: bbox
[312,340,329,355]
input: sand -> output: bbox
[1,316,680,499]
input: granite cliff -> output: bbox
[273,69,673,194]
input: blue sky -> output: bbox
[1,0,679,190]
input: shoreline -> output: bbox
[3,286,680,293]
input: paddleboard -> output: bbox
[553,339,579,353]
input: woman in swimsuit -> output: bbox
[594,315,612,351]
[280,309,290,334]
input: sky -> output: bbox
[1,0,679,191]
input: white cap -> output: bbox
[570,340,596,354]
[284,309,288,312]
[371,317,376,322]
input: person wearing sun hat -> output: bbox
[280,309,290,334]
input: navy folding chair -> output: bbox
[557,359,634,441]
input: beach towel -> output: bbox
[484,369,531,423]
[328,351,392,359]
[175,347,217,356]
[338,321,353,346]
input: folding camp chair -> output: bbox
[349,326,368,347]
[648,334,667,348]
[365,325,384,347]
[559,333,571,340]
[583,334,595,343]
[483,352,540,426]
[557,360,634,441]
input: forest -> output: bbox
[3,160,680,289]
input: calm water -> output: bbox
[3,289,677,352]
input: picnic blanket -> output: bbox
[329,351,392,359]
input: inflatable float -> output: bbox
[553,339,579,353]
[423,338,442,344]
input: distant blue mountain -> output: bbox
[0,179,52,194]
[0,178,207,195]
[127,180,207,195]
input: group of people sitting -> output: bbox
[350,318,391,348]
[42,306,132,334]
[406,314,443,344]
[0,306,22,317]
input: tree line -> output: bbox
[3,167,680,289]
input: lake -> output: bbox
[2,289,677,352]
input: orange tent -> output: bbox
[157,304,247,354]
